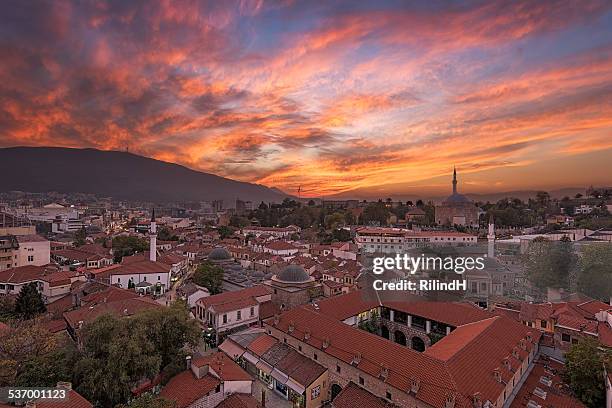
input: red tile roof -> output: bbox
[247,334,277,356]
[265,241,298,251]
[509,357,585,408]
[197,285,271,313]
[309,290,379,321]
[267,305,539,408]
[63,296,161,328]
[384,300,493,327]
[332,382,394,408]
[192,351,252,382]
[159,371,220,408]
[111,259,171,275]
[311,289,492,327]
[36,389,93,408]
[217,394,261,408]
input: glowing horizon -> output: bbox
[1,0,611,197]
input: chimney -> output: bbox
[288,321,295,333]
[472,393,483,408]
[493,368,502,383]
[304,329,311,341]
[186,355,192,370]
[56,381,72,390]
[322,337,330,349]
[410,377,420,394]
[379,366,388,380]
[273,314,280,326]
[445,393,456,408]
[352,353,362,366]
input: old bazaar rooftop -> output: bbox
[266,306,539,408]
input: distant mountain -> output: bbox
[326,187,589,203]
[0,147,289,204]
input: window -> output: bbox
[250,306,255,317]
[386,391,392,400]
[540,320,547,329]
[28,255,34,262]
[215,384,220,393]
[561,333,571,342]
[359,376,364,385]
[313,353,318,361]
[336,364,341,373]
[158,275,161,280]
[283,337,287,343]
[237,310,241,320]
[222,314,227,324]
[311,385,321,400]
[298,345,302,352]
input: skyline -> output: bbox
[1,0,612,197]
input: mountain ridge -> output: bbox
[0,146,289,204]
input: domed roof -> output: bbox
[443,193,471,204]
[277,264,310,283]
[208,247,231,260]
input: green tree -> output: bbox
[576,244,612,301]
[331,228,351,242]
[117,394,177,408]
[324,212,345,230]
[15,340,79,387]
[563,337,609,408]
[112,236,149,262]
[157,227,178,241]
[74,226,87,247]
[74,314,161,407]
[0,322,58,386]
[523,237,575,292]
[217,226,235,239]
[229,216,250,228]
[193,262,224,294]
[14,283,46,319]
[362,203,389,226]
[134,301,199,370]
[0,296,15,322]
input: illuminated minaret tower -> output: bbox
[149,208,157,262]
[487,214,495,258]
[452,166,458,194]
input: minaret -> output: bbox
[149,209,157,262]
[452,166,457,194]
[487,214,495,258]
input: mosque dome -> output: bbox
[443,193,471,204]
[277,264,310,283]
[208,247,231,261]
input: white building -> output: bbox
[16,235,50,267]
[0,265,86,302]
[355,227,477,254]
[195,285,272,342]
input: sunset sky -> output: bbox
[1,0,611,198]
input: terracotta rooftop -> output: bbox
[63,296,161,328]
[332,382,396,408]
[159,371,220,408]
[197,285,271,312]
[265,241,298,251]
[247,333,278,356]
[192,351,252,382]
[509,357,585,408]
[36,389,93,408]
[217,394,261,408]
[267,305,540,408]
